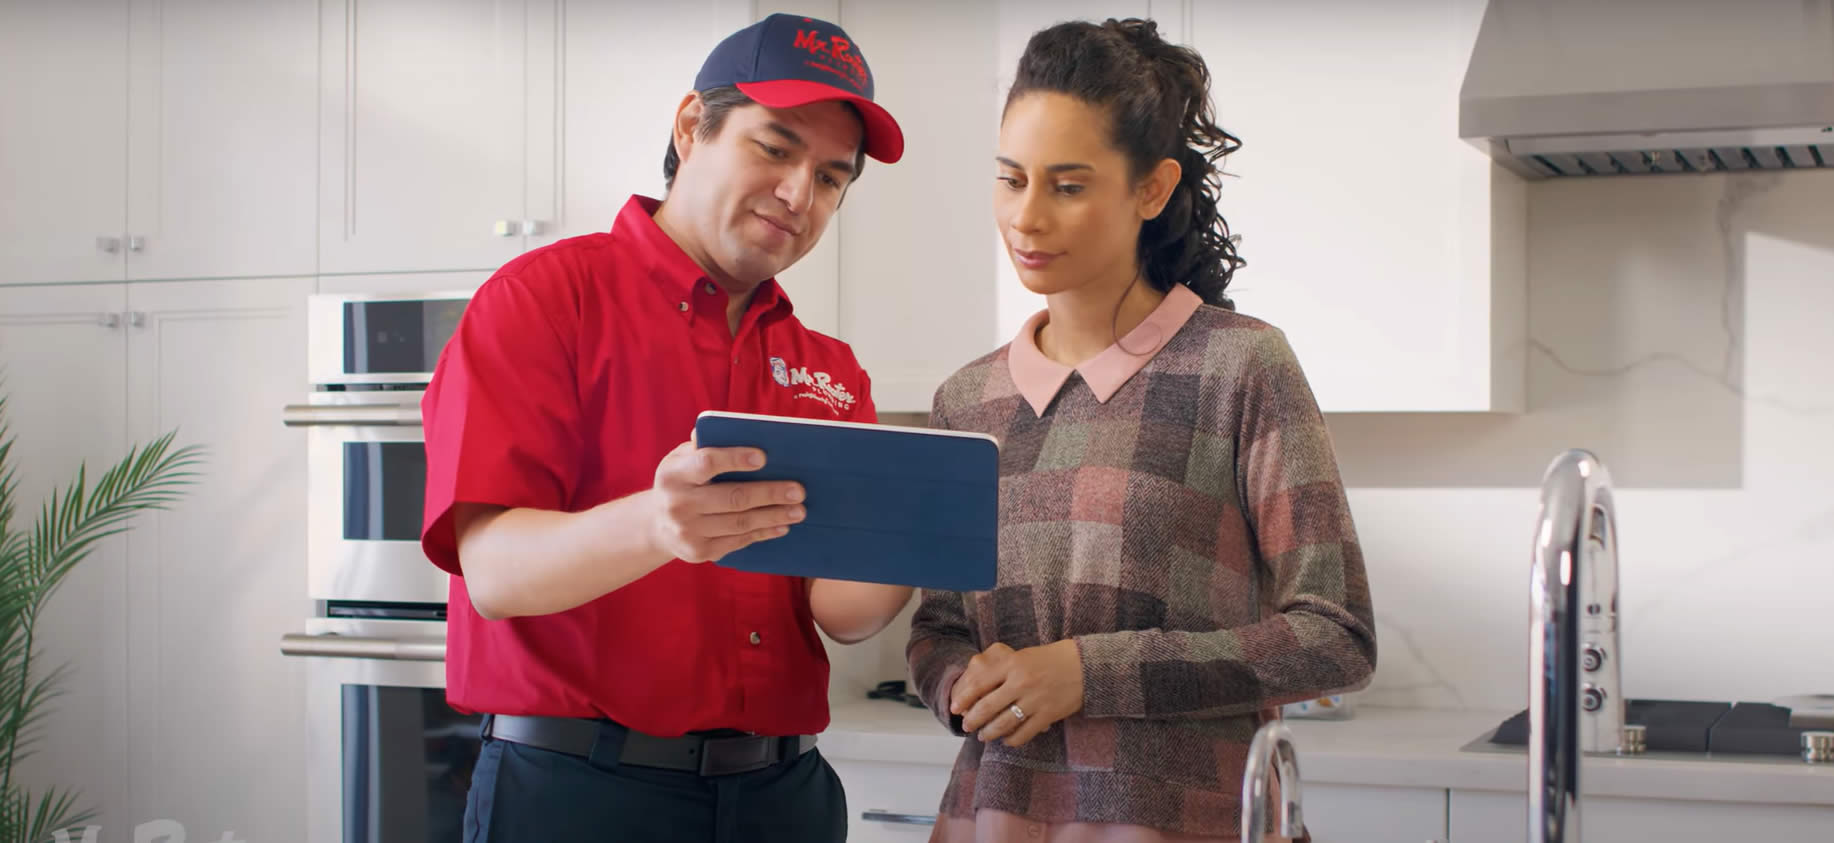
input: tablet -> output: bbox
[692,410,1000,592]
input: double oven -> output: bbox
[279,291,479,843]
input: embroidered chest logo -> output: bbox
[767,356,856,414]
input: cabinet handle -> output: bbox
[279,633,445,661]
[128,311,145,328]
[492,219,518,237]
[127,236,145,253]
[97,236,121,254]
[281,403,422,427]
[860,811,935,826]
[98,313,120,329]
[519,219,542,236]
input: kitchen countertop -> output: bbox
[819,700,1834,807]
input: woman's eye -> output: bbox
[759,143,786,158]
[1056,183,1084,196]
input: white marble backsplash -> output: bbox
[827,169,1834,717]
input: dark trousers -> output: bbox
[463,719,849,843]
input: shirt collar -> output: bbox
[1008,283,1204,417]
[614,194,792,317]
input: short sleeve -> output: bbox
[419,272,583,575]
[850,367,877,425]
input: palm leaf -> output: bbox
[0,385,202,843]
[21,787,95,843]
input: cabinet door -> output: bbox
[1452,789,1834,842]
[122,277,314,842]
[1189,0,1524,412]
[0,2,129,285]
[318,0,532,274]
[0,284,131,836]
[1303,783,1447,842]
[827,757,950,843]
[124,0,319,281]
[530,1,820,324]
[828,0,1002,412]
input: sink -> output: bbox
[1476,699,1824,759]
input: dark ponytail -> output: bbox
[1006,18,1244,309]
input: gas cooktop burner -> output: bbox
[1488,699,1829,759]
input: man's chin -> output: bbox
[727,249,801,285]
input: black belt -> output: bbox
[482,714,817,777]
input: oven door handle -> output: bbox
[281,404,423,427]
[280,633,445,661]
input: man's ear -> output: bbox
[673,92,705,163]
[1138,157,1182,221]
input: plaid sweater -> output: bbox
[907,287,1377,837]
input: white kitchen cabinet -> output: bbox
[808,0,998,412]
[0,2,130,286]
[317,0,538,274]
[827,757,1452,842]
[526,0,752,246]
[0,279,312,840]
[827,757,951,842]
[124,0,318,281]
[0,284,133,838]
[1303,783,1448,842]
[0,1,318,287]
[1189,0,1526,412]
[121,277,313,842]
[1451,788,1834,842]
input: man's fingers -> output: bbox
[658,445,766,488]
[701,504,806,538]
[693,446,766,484]
[696,479,805,515]
[698,524,793,562]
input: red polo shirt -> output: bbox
[420,195,876,737]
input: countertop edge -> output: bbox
[818,702,1834,808]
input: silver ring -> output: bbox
[1009,703,1026,721]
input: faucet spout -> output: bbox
[1529,449,1632,843]
[1242,720,1305,842]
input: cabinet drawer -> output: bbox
[827,757,950,842]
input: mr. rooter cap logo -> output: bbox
[791,26,868,94]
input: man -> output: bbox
[419,13,913,842]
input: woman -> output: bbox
[906,18,1377,842]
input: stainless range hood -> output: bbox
[1460,0,1834,179]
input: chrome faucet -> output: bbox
[1529,449,1641,843]
[1241,720,1305,842]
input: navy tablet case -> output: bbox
[692,411,999,592]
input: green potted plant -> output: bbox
[0,390,203,843]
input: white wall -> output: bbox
[828,168,1834,718]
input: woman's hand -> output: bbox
[950,639,1084,747]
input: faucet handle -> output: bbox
[1804,731,1833,764]
[1619,723,1647,755]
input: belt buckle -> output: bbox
[697,734,774,776]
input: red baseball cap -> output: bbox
[694,14,905,164]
